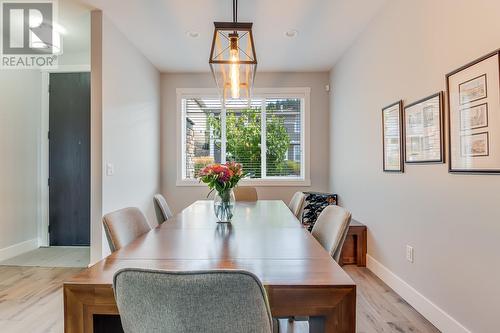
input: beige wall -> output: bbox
[329,1,500,332]
[161,72,330,212]
[100,14,161,257]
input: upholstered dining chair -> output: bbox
[288,191,305,218]
[234,186,258,202]
[102,207,151,253]
[113,268,274,333]
[311,205,352,262]
[153,194,174,225]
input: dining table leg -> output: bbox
[310,287,357,333]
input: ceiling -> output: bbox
[81,0,387,72]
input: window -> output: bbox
[178,88,310,186]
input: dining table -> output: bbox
[64,200,356,333]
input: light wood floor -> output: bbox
[0,265,439,333]
[0,266,81,333]
[344,266,440,333]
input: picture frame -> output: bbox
[460,132,489,157]
[382,100,404,172]
[459,74,487,105]
[404,92,444,163]
[460,103,488,131]
[446,49,500,173]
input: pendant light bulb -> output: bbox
[229,35,240,99]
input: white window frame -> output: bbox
[176,87,311,187]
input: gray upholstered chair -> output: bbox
[153,194,174,224]
[113,269,273,333]
[102,207,151,253]
[311,205,352,262]
[234,186,258,202]
[288,192,305,218]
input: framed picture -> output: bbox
[461,132,489,157]
[459,74,487,105]
[446,49,500,173]
[404,92,444,163]
[382,101,404,172]
[460,103,488,130]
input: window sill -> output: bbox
[176,178,311,187]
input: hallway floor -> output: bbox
[0,247,89,268]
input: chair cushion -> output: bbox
[234,187,258,202]
[153,194,174,224]
[311,205,351,260]
[103,207,151,252]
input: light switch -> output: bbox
[106,163,114,176]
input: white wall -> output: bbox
[329,1,500,332]
[161,72,330,213]
[101,15,161,257]
[89,10,102,265]
[58,0,91,66]
[0,71,41,258]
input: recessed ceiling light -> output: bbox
[186,31,200,39]
[284,29,298,38]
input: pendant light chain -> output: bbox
[233,0,238,23]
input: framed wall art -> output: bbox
[446,50,500,173]
[382,101,404,172]
[404,92,444,163]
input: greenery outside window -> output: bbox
[177,88,310,186]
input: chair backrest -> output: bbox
[153,194,174,225]
[234,186,258,202]
[288,191,305,218]
[102,207,151,253]
[311,205,352,262]
[113,268,273,333]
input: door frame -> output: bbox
[39,65,91,247]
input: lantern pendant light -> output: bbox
[209,0,257,100]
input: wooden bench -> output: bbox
[340,219,367,267]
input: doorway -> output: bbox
[48,72,91,246]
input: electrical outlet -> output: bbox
[406,245,414,263]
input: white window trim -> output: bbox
[176,87,311,187]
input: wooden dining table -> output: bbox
[64,200,356,333]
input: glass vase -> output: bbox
[213,189,235,223]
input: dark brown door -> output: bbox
[49,72,90,246]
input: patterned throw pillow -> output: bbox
[301,192,338,231]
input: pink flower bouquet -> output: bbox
[198,162,247,196]
[198,162,248,222]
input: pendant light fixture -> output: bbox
[209,0,257,100]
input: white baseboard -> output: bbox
[0,239,38,262]
[366,254,471,333]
